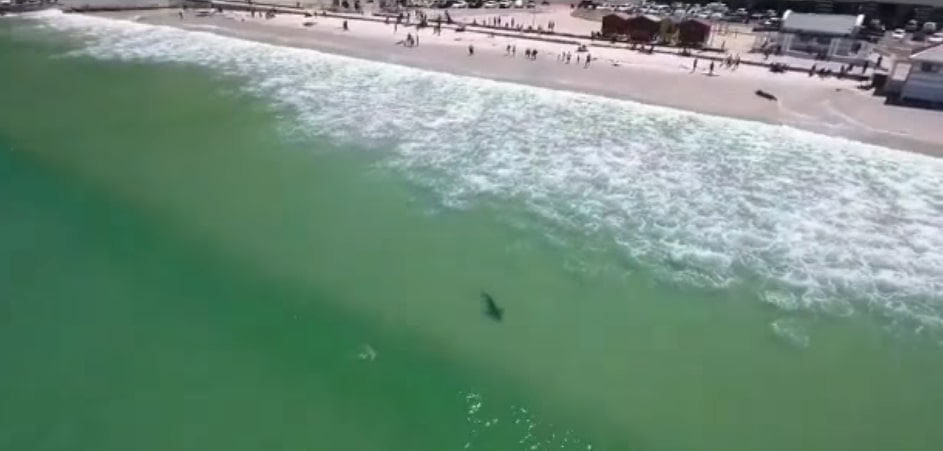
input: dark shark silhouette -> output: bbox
[481,292,504,322]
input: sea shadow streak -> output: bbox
[481,292,504,322]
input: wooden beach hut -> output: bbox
[600,13,630,37]
[677,19,712,47]
[624,15,661,43]
[658,17,679,44]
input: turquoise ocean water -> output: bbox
[2,11,943,451]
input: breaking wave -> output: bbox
[25,11,943,330]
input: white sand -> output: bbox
[109,8,943,154]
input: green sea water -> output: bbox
[2,17,943,451]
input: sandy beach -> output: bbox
[96,6,943,154]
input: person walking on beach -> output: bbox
[532,49,538,60]
[585,53,591,68]
[507,44,512,56]
[708,61,715,75]
[468,45,474,56]
[692,58,698,73]
[512,45,516,57]
[524,49,531,59]
[343,20,348,31]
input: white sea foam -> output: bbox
[26,12,943,329]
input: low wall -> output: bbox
[59,0,182,9]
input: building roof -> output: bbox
[679,18,711,28]
[602,13,630,20]
[781,11,864,36]
[602,13,631,20]
[911,44,943,64]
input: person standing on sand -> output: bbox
[585,53,591,68]
[532,49,538,60]
[512,45,516,57]
[343,20,348,31]
[692,58,698,73]
[709,61,715,75]
[469,45,474,56]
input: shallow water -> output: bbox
[1,11,942,451]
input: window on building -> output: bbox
[921,63,941,73]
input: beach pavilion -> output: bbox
[676,19,712,47]
[624,15,661,43]
[754,10,873,63]
[899,44,943,106]
[600,13,630,37]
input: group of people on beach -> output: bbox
[501,44,542,62]
[557,51,592,68]
[690,54,740,76]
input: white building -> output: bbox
[900,44,943,105]
[757,11,874,63]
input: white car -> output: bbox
[498,0,511,8]
[451,0,468,8]
[891,29,906,40]
[483,0,498,7]
[929,33,943,44]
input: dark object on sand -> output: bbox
[755,90,777,101]
[481,292,504,322]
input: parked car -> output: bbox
[498,0,511,7]
[923,22,938,33]
[929,32,943,44]
[483,0,497,7]
[904,19,918,32]
[526,0,536,7]
[452,0,468,7]
[892,28,906,40]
